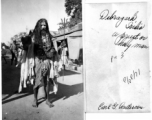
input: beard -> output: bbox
[40,29,50,44]
[40,29,47,36]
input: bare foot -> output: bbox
[53,84,58,95]
[46,100,54,108]
[32,100,38,108]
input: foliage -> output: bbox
[58,18,70,31]
[1,42,10,49]
[65,0,82,28]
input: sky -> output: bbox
[1,0,69,45]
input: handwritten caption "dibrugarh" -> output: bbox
[99,9,148,60]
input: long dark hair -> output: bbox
[33,18,53,46]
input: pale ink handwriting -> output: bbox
[111,56,117,62]
[123,69,140,84]
[121,52,124,59]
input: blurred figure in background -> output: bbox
[1,45,7,64]
[10,40,18,65]
[58,40,68,70]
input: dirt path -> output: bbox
[2,54,84,120]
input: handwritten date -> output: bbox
[123,69,140,84]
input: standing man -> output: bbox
[58,40,68,70]
[24,18,58,108]
[10,40,18,65]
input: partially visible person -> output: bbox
[49,48,60,94]
[16,35,34,93]
[16,47,24,67]
[10,40,18,65]
[1,45,7,64]
[58,40,69,70]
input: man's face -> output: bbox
[40,21,46,31]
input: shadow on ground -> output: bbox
[49,82,83,103]
[59,69,80,77]
[1,54,33,104]
[2,54,83,105]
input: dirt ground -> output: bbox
[1,53,84,120]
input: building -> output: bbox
[53,22,83,67]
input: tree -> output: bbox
[1,42,9,49]
[1,42,6,47]
[58,18,69,30]
[65,0,82,28]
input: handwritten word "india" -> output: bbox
[126,21,145,30]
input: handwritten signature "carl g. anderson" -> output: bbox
[98,102,143,110]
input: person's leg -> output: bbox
[53,77,58,94]
[32,87,38,107]
[63,56,67,70]
[62,60,65,70]
[2,56,7,64]
[14,56,17,65]
[45,78,54,107]
[11,53,14,65]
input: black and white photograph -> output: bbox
[1,0,152,120]
[1,0,83,120]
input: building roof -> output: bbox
[53,22,82,38]
[53,30,82,42]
